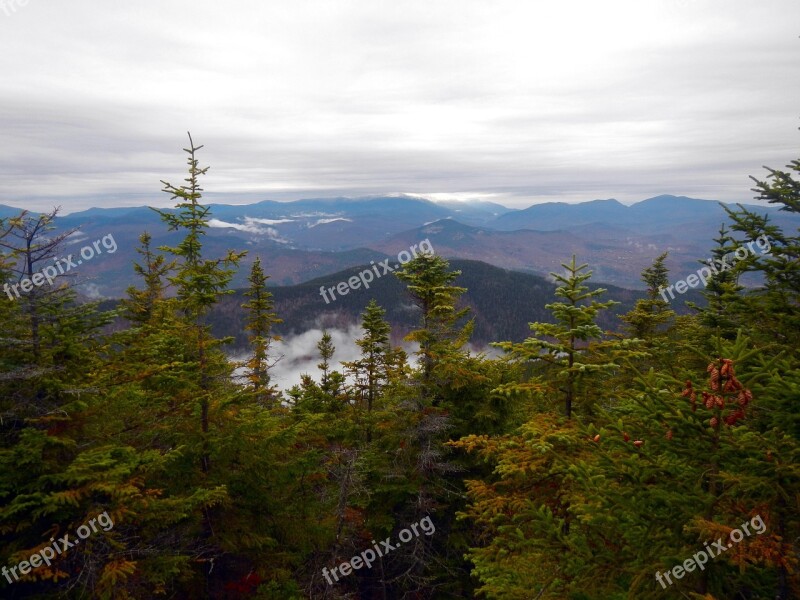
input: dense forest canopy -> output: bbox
[0,136,798,599]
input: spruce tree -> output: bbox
[317,330,346,403]
[493,255,628,418]
[152,133,245,477]
[452,257,644,599]
[341,299,402,440]
[622,251,675,341]
[568,331,798,599]
[688,224,744,340]
[395,253,471,406]
[721,157,800,348]
[0,212,162,598]
[241,257,283,407]
[290,331,348,414]
[147,134,247,587]
[123,231,173,325]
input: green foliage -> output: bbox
[341,299,406,441]
[621,251,676,341]
[396,252,472,403]
[720,159,800,348]
[123,231,174,325]
[153,134,245,319]
[242,256,283,406]
[493,255,642,418]
[687,224,745,340]
[2,137,799,600]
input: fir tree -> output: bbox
[0,209,79,364]
[148,134,246,581]
[622,251,676,341]
[317,330,346,403]
[493,255,628,419]
[341,299,403,441]
[452,257,645,598]
[241,257,283,407]
[395,252,471,406]
[688,224,744,340]
[721,157,800,348]
[123,231,173,325]
[152,133,245,477]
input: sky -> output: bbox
[0,0,798,213]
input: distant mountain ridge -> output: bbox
[0,194,796,296]
[199,259,678,349]
[489,195,754,232]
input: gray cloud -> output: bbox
[0,0,798,212]
[269,326,365,393]
[238,325,417,393]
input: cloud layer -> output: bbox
[1,0,798,212]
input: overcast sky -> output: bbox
[1,0,798,213]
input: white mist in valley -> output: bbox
[269,326,362,391]
[232,326,419,393]
[231,326,502,393]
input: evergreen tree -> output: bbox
[151,133,245,477]
[289,331,348,414]
[493,255,631,418]
[721,157,800,348]
[341,299,404,441]
[395,253,471,406]
[0,212,160,598]
[317,330,346,405]
[123,231,173,325]
[317,330,335,393]
[688,224,744,340]
[147,134,247,588]
[452,257,644,599]
[154,134,244,320]
[569,332,799,599]
[622,251,675,341]
[241,256,283,407]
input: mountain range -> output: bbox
[3,194,797,299]
[176,259,697,350]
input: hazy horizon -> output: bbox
[0,191,780,218]
[1,0,798,213]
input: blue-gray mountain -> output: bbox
[2,194,796,298]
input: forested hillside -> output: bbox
[195,259,664,350]
[0,140,797,600]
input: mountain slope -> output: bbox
[490,198,627,231]
[366,217,773,290]
[204,259,702,350]
[0,194,792,296]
